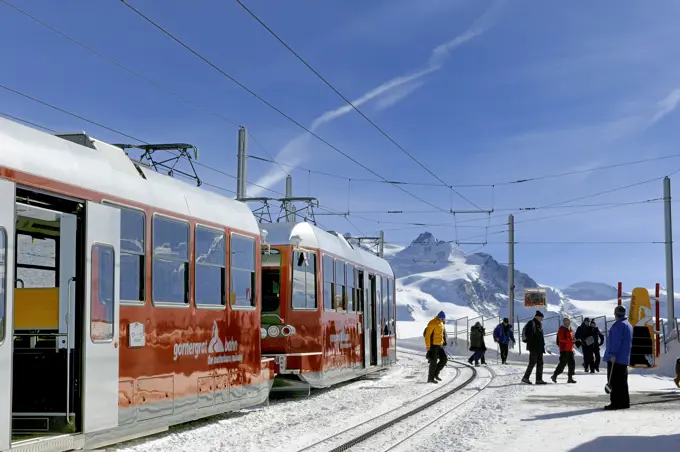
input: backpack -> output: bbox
[521,322,531,343]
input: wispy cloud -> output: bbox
[248,0,506,196]
[648,88,680,126]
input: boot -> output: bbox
[550,374,557,383]
[468,357,474,364]
[435,375,443,382]
[590,369,595,374]
[521,377,532,385]
[568,377,576,383]
[535,380,548,385]
[427,378,438,384]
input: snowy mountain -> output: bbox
[386,232,579,326]
[562,281,622,301]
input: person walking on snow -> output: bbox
[575,317,595,372]
[468,322,487,366]
[551,317,577,384]
[590,319,605,372]
[424,311,448,383]
[603,305,633,410]
[493,318,516,364]
[521,311,548,385]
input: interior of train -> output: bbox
[11,187,84,441]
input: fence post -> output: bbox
[517,315,522,355]
[655,299,661,358]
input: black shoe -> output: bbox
[567,378,577,384]
[535,380,548,385]
[551,374,557,383]
[521,377,532,385]
[468,358,474,364]
[435,376,442,381]
[590,369,595,374]
[475,362,479,367]
[427,379,438,384]
[595,368,600,372]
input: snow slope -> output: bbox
[388,232,579,327]
[563,281,623,300]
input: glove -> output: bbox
[575,340,582,348]
[425,349,432,361]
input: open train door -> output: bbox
[82,202,120,435]
[0,179,15,451]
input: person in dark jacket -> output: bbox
[468,322,487,366]
[551,317,577,383]
[675,358,680,388]
[603,305,633,410]
[575,317,595,372]
[590,319,605,372]
[493,318,516,364]
[521,311,548,385]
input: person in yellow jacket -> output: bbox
[424,311,448,383]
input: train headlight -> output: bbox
[267,325,280,337]
[281,325,296,337]
[260,328,267,339]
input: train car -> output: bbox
[258,221,397,393]
[0,117,274,452]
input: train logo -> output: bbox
[172,321,242,364]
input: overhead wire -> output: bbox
[118,0,459,216]
[5,1,676,242]
[0,110,57,133]
[0,0,295,182]
[248,151,680,189]
[234,0,482,211]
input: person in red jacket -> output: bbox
[551,317,577,384]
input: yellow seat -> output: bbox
[14,288,60,330]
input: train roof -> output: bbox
[0,117,259,236]
[260,221,394,277]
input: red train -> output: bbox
[0,116,396,452]
[259,222,397,393]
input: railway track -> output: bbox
[295,351,480,452]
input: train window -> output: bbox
[381,276,388,336]
[262,249,281,313]
[292,251,317,310]
[120,207,145,304]
[0,228,5,343]
[375,275,381,325]
[335,260,346,310]
[347,264,355,312]
[195,226,226,307]
[91,244,115,342]
[322,255,334,311]
[230,234,256,308]
[387,278,394,335]
[152,216,189,304]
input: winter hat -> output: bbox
[502,317,509,323]
[535,310,544,318]
[437,311,446,320]
[583,317,590,324]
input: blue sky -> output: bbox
[2,0,680,290]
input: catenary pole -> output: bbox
[285,174,294,221]
[236,126,247,199]
[664,177,676,331]
[508,214,515,322]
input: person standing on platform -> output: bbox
[551,317,577,383]
[590,319,605,372]
[603,305,633,410]
[521,311,548,385]
[424,311,448,383]
[468,322,486,366]
[575,317,595,372]
[493,318,516,365]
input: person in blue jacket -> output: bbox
[493,318,516,365]
[603,305,633,410]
